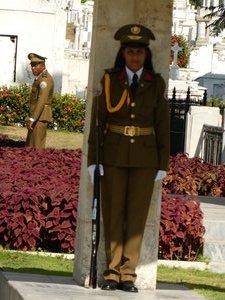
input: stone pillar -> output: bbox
[73,0,173,290]
[195,7,209,47]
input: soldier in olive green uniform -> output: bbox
[26,53,54,149]
[88,24,170,292]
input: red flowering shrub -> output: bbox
[51,93,86,132]
[0,146,81,253]
[0,85,30,127]
[170,35,190,68]
[158,195,205,261]
[0,85,86,132]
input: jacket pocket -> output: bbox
[39,105,52,122]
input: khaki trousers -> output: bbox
[26,121,48,149]
[101,166,156,282]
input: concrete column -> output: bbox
[73,0,173,290]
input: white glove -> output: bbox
[88,164,104,184]
[155,170,167,181]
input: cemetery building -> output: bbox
[0,0,67,92]
[1,0,225,98]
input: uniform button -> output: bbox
[141,83,144,87]
[131,102,136,107]
[124,81,128,85]
[130,138,135,143]
[131,114,135,119]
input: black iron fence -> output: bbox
[169,87,207,156]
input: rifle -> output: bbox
[89,89,101,288]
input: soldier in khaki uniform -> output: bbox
[88,24,170,292]
[26,53,54,149]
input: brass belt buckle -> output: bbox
[124,126,136,136]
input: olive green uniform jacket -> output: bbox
[26,70,54,148]
[88,68,170,170]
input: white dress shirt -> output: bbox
[125,66,143,86]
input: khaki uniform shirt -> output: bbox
[29,70,54,122]
[88,67,170,170]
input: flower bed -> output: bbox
[0,146,81,253]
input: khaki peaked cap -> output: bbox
[114,24,155,47]
[28,53,47,63]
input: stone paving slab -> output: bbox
[0,271,206,300]
[198,196,225,221]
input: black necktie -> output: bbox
[130,73,138,96]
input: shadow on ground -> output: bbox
[0,134,25,147]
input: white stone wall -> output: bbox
[0,0,67,92]
[61,55,89,95]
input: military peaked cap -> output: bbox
[28,53,47,63]
[114,24,155,47]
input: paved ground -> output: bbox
[0,271,206,300]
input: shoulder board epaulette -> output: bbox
[41,71,47,78]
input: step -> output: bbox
[0,271,207,300]
[203,240,225,262]
[203,220,225,240]
[208,262,225,274]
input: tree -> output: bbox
[189,0,224,8]
[189,1,225,36]
[205,5,225,36]
[189,0,203,8]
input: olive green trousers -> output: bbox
[101,165,156,282]
[26,121,48,149]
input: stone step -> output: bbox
[208,262,225,274]
[203,220,225,240]
[203,240,225,262]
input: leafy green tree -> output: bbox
[189,0,224,8]
[189,0,203,8]
[205,5,225,36]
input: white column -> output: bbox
[73,0,173,290]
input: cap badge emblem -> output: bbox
[131,26,141,35]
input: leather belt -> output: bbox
[108,124,154,137]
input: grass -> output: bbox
[0,125,83,149]
[0,250,225,299]
[0,249,73,277]
[157,265,225,300]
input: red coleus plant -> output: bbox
[0,144,81,253]
[159,195,205,261]
[0,139,218,258]
[163,153,225,197]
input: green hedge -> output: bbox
[0,84,86,132]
